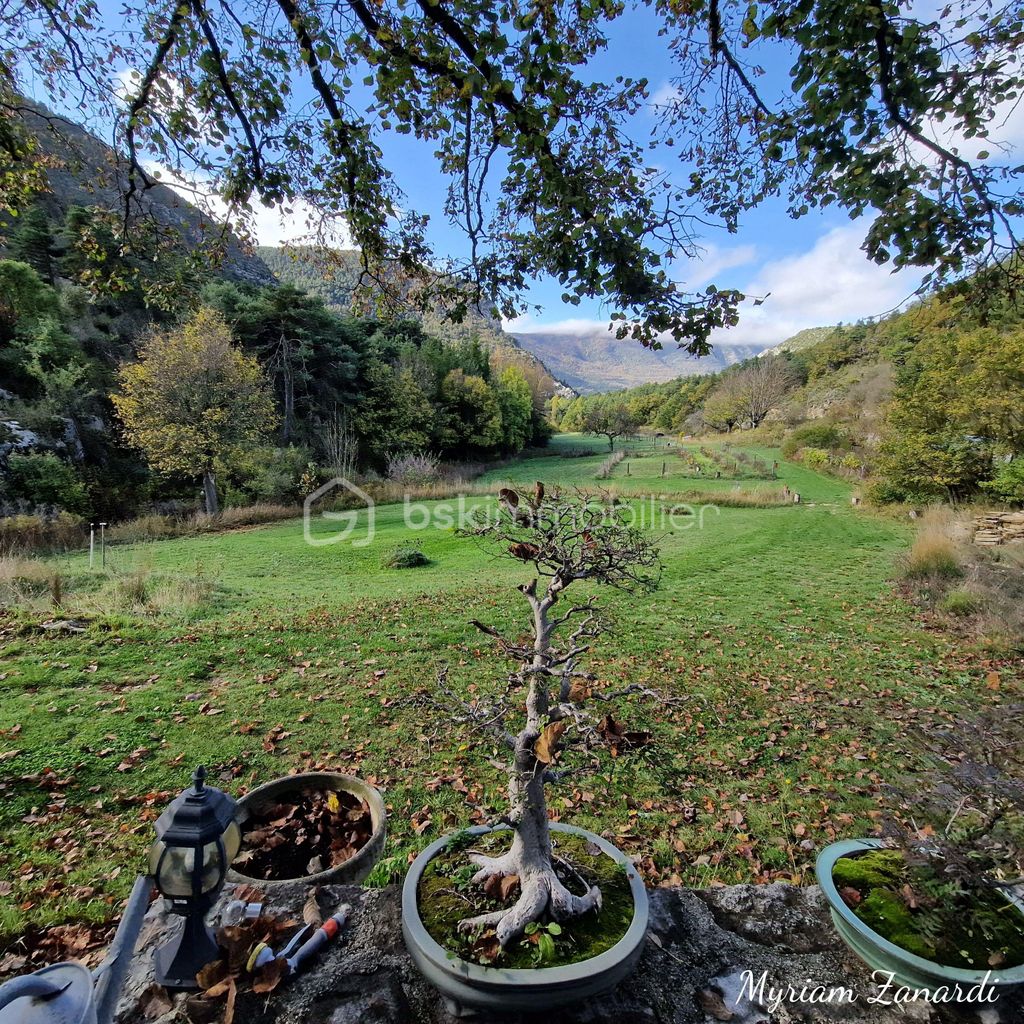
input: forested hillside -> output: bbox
[258,246,570,395]
[557,275,1024,505]
[0,108,554,525]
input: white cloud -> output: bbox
[144,162,353,249]
[711,224,919,348]
[502,313,613,334]
[682,242,758,289]
[648,82,682,111]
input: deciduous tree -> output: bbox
[4,0,1019,346]
[421,486,660,947]
[111,307,277,514]
[582,404,638,451]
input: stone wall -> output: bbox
[114,881,1024,1024]
[974,511,1024,546]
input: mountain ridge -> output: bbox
[510,327,768,394]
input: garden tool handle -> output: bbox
[0,975,69,1011]
[285,906,351,973]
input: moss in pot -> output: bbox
[402,485,659,1011]
[817,703,1024,993]
[419,829,636,969]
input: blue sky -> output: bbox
[30,2,1024,350]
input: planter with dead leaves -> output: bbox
[403,486,662,1012]
[229,773,386,887]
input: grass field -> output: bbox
[0,437,1017,947]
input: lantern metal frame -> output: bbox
[149,766,240,989]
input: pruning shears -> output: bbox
[246,905,352,978]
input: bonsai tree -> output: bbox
[437,483,660,948]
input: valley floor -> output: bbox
[0,438,1018,952]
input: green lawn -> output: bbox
[0,439,1016,945]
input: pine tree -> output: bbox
[8,206,59,285]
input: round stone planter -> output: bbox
[402,823,649,1014]
[817,838,1024,996]
[229,772,386,887]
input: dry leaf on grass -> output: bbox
[597,713,652,756]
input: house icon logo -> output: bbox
[303,478,375,547]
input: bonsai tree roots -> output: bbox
[431,484,661,948]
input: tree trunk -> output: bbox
[458,582,601,946]
[282,360,294,445]
[607,434,615,451]
[202,469,219,516]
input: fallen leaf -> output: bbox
[302,886,323,928]
[138,983,174,1020]
[534,721,567,764]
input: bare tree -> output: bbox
[319,407,358,480]
[734,357,799,429]
[424,484,661,948]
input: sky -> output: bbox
[27,2,1024,352]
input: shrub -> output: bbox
[981,458,1024,506]
[5,454,88,514]
[382,543,431,569]
[221,445,311,506]
[800,446,831,469]
[386,451,441,485]
[0,511,87,554]
[939,589,980,617]
[903,508,964,580]
[782,423,847,458]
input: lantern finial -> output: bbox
[192,765,206,791]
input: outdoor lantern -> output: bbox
[148,766,241,989]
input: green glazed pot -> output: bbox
[403,823,649,1014]
[816,838,1024,997]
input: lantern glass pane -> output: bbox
[199,840,224,892]
[147,839,165,878]
[223,821,241,862]
[155,844,196,897]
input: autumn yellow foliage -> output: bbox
[111,307,276,511]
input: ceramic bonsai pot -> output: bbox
[402,823,649,1014]
[228,771,386,887]
[817,838,1024,996]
